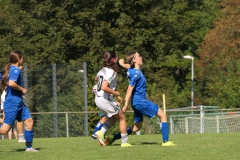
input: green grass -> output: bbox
[1,133,240,160]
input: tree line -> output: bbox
[0,0,239,134]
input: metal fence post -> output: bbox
[200,105,204,133]
[66,112,69,137]
[52,64,58,137]
[83,62,88,136]
[23,65,28,107]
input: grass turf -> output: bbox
[0,132,239,160]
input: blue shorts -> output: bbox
[4,106,31,126]
[132,99,159,123]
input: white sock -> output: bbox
[100,122,111,135]
[121,133,128,144]
[18,134,25,140]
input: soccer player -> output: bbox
[91,84,108,140]
[0,69,26,143]
[105,52,175,146]
[94,51,132,147]
[0,50,39,152]
[91,78,123,140]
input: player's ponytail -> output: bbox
[126,51,137,68]
[102,51,118,72]
[1,63,10,91]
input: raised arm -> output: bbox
[119,59,130,69]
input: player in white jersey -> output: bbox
[94,51,132,147]
[90,84,108,140]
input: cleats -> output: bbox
[25,148,40,152]
[162,141,176,146]
[90,134,97,140]
[95,131,105,146]
[104,136,114,146]
[121,143,132,147]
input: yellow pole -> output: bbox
[163,94,166,113]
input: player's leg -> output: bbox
[156,108,175,146]
[8,128,13,139]
[19,106,39,152]
[17,121,26,142]
[105,109,143,146]
[0,110,16,135]
[95,97,118,145]
[0,118,3,124]
[117,110,132,147]
[95,116,117,145]
[91,112,107,140]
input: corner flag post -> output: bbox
[163,94,166,113]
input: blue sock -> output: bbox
[92,122,103,135]
[25,130,33,148]
[161,122,169,142]
[113,127,132,141]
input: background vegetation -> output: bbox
[0,0,239,135]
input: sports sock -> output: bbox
[25,130,33,148]
[18,133,25,140]
[161,122,169,142]
[92,122,103,135]
[100,122,111,135]
[114,127,132,141]
[121,133,128,144]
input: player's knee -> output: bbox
[0,129,9,135]
[24,118,34,130]
[119,111,126,119]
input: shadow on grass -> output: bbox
[141,142,157,145]
[15,148,42,152]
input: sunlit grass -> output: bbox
[1,132,240,160]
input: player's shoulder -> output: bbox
[10,66,20,73]
[103,67,115,75]
[128,68,141,75]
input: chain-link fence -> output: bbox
[1,63,89,138]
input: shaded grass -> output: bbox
[1,132,240,160]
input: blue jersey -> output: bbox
[4,66,24,110]
[127,68,146,106]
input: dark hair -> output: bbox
[1,50,23,90]
[126,51,137,68]
[102,51,118,72]
[0,70,4,81]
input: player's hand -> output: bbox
[117,96,122,104]
[119,59,125,65]
[22,88,27,94]
[122,105,128,113]
[117,101,121,107]
[114,91,120,96]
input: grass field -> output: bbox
[1,132,240,160]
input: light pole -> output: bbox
[183,55,194,109]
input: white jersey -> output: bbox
[92,84,98,97]
[1,90,6,110]
[96,67,117,99]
